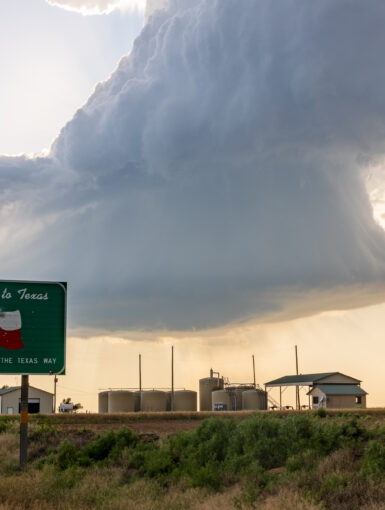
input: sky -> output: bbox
[1,0,385,410]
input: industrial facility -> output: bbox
[99,363,267,413]
[98,388,198,413]
[199,368,267,411]
[98,349,368,413]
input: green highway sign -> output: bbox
[0,281,66,374]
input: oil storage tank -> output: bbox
[199,376,224,411]
[141,390,167,412]
[228,385,254,411]
[242,389,267,411]
[108,391,135,413]
[133,391,141,412]
[98,391,109,413]
[172,390,197,411]
[212,389,232,411]
[166,390,197,411]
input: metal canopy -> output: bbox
[265,372,337,387]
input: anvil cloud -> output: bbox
[2,0,385,330]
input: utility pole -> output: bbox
[171,346,174,411]
[252,354,256,388]
[295,345,300,410]
[139,354,142,412]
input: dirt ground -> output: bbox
[56,418,204,438]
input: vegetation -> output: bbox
[60,397,83,412]
[0,411,384,509]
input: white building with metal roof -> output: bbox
[0,386,53,414]
[265,372,367,410]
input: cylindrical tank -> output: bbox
[199,377,224,411]
[133,391,141,412]
[141,390,167,412]
[172,390,197,411]
[227,386,254,411]
[98,391,109,413]
[242,389,267,411]
[212,389,232,411]
[108,391,135,413]
[166,391,172,411]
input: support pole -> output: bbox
[252,354,256,388]
[280,386,282,410]
[139,354,142,411]
[295,345,299,410]
[53,375,58,413]
[171,346,174,411]
[20,374,29,469]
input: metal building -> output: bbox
[265,372,368,409]
[0,386,53,414]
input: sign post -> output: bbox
[0,280,66,468]
[20,375,29,469]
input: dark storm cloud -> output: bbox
[2,0,385,329]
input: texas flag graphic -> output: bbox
[0,311,24,350]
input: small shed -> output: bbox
[308,385,367,409]
[0,386,53,414]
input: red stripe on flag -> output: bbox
[0,328,24,350]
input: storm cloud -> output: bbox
[2,0,385,330]
[46,0,166,17]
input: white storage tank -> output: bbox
[166,391,172,411]
[108,391,135,413]
[199,377,224,411]
[212,389,232,411]
[242,389,267,411]
[173,390,197,411]
[133,391,141,412]
[141,390,167,412]
[228,385,255,411]
[98,391,109,413]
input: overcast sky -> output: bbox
[3,0,385,409]
[2,0,385,332]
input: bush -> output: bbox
[361,440,385,481]
[54,427,138,470]
[47,413,385,497]
[56,440,79,470]
[316,408,327,418]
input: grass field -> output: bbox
[0,409,385,509]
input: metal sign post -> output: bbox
[20,374,29,469]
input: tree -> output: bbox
[61,397,83,412]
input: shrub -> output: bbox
[316,408,327,419]
[54,427,139,470]
[361,440,385,481]
[56,440,79,470]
